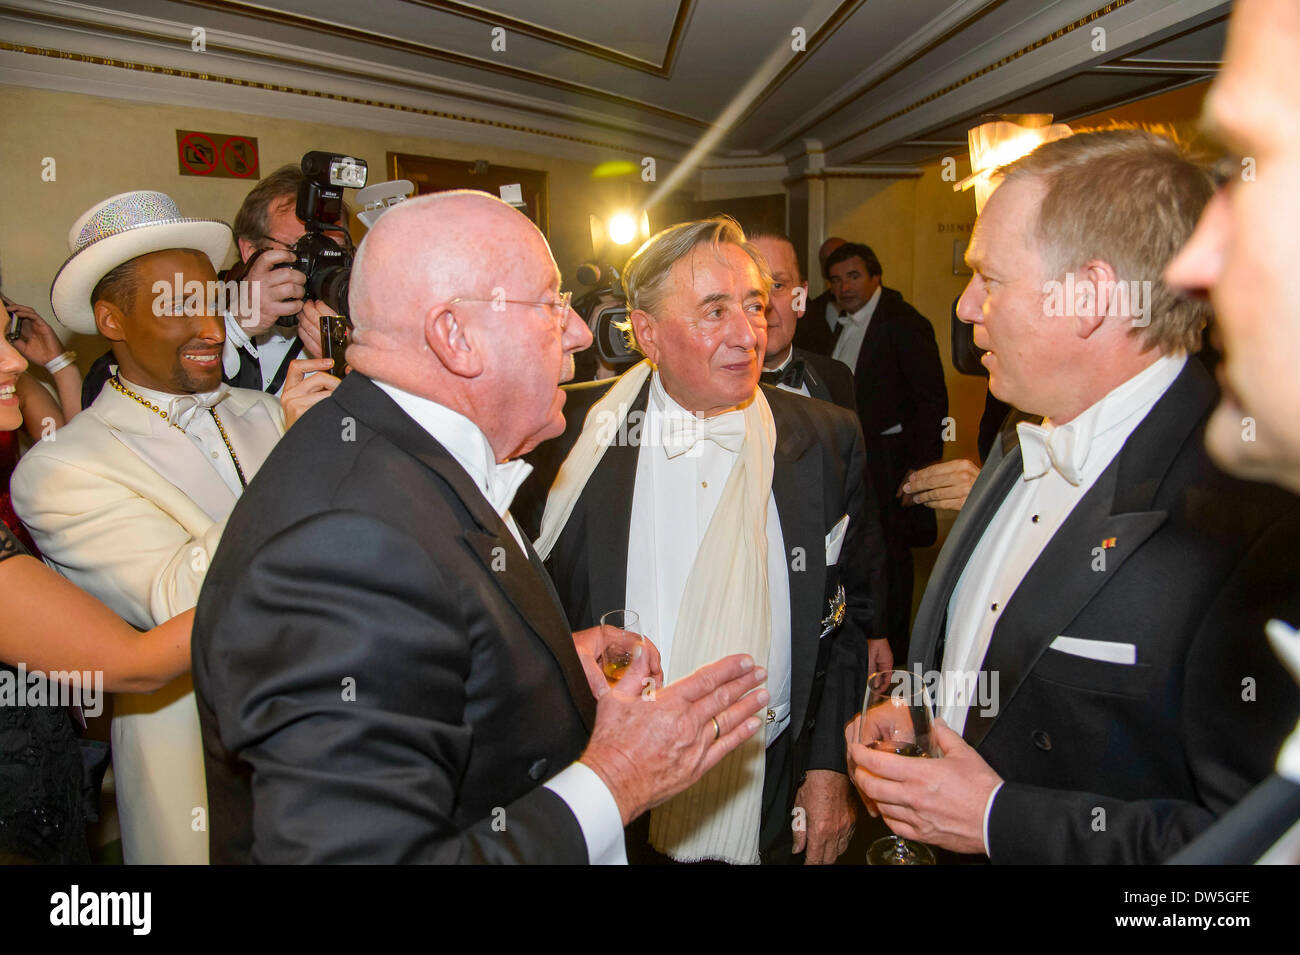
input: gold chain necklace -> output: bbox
[109,375,248,489]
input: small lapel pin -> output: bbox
[1101,537,1117,549]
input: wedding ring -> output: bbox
[711,716,721,741]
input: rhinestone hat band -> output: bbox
[75,191,198,251]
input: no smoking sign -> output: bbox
[176,130,260,179]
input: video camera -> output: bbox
[574,260,640,376]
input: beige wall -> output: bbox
[0,84,641,355]
[822,176,918,300]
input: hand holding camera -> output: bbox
[5,301,66,367]
[235,248,307,336]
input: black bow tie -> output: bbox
[761,358,806,390]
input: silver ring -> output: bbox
[711,716,721,740]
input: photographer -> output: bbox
[225,163,348,395]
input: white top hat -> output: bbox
[50,190,232,335]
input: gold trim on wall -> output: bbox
[0,40,646,155]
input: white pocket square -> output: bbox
[825,514,849,566]
[881,423,903,436]
[1049,635,1136,665]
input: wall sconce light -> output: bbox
[955,114,1073,213]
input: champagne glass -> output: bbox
[860,669,939,866]
[597,610,642,685]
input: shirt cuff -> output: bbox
[544,762,627,865]
[982,780,1005,858]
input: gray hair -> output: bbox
[619,216,771,352]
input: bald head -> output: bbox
[349,191,553,364]
[818,236,846,269]
[346,189,590,462]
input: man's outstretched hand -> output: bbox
[580,650,768,825]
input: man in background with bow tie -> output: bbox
[846,128,1300,863]
[748,229,857,412]
[11,190,334,864]
[521,216,889,864]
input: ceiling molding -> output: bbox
[0,39,660,159]
[402,0,694,77]
[763,0,1011,155]
[1094,59,1219,73]
[163,0,711,127]
[784,166,925,186]
[824,0,1229,165]
[831,0,1140,152]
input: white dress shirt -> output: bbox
[374,380,627,865]
[117,375,246,495]
[223,312,301,395]
[624,372,793,744]
[934,352,1187,853]
[830,285,882,373]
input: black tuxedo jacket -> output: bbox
[795,287,947,548]
[908,359,1300,864]
[193,373,598,863]
[791,347,856,411]
[518,379,886,781]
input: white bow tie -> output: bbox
[1017,420,1092,486]
[837,306,866,326]
[486,458,533,516]
[662,412,745,459]
[168,386,230,433]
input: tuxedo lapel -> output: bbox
[581,383,649,624]
[215,390,284,485]
[96,389,238,522]
[963,462,1166,748]
[909,442,1023,671]
[334,374,596,729]
[463,527,597,730]
[768,391,822,737]
[855,304,890,368]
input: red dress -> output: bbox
[0,429,39,557]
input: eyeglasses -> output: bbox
[448,290,573,330]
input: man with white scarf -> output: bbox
[523,216,890,865]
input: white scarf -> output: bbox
[535,359,776,863]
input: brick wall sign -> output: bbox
[176,130,260,179]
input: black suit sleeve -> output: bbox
[988,511,1300,864]
[197,510,589,864]
[807,417,883,772]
